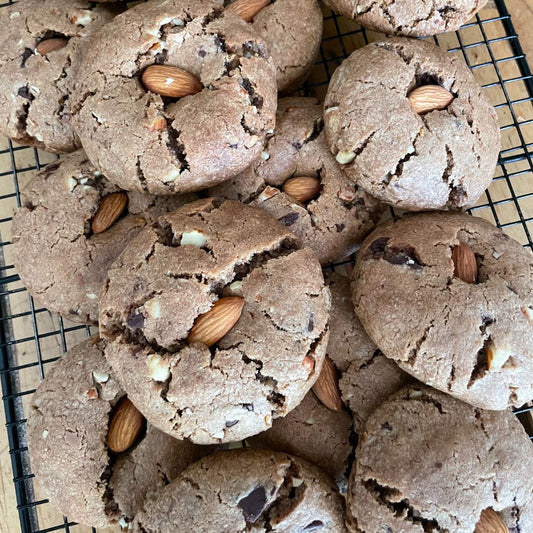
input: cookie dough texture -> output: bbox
[353,212,533,410]
[324,38,500,211]
[247,391,354,494]
[27,337,205,528]
[71,0,277,194]
[134,448,348,532]
[323,0,487,37]
[0,0,117,152]
[347,385,533,532]
[211,97,383,265]
[325,272,411,431]
[220,0,322,92]
[100,198,331,444]
[11,151,195,325]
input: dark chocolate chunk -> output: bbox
[307,314,314,332]
[17,86,35,101]
[128,312,145,330]
[369,237,390,255]
[21,48,33,67]
[335,223,345,233]
[225,420,239,427]
[368,237,424,270]
[237,486,267,523]
[304,520,324,530]
[41,161,61,178]
[279,212,299,226]
[381,422,392,431]
[242,403,254,411]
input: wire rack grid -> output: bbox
[0,0,532,532]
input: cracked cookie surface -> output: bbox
[217,0,322,92]
[324,38,500,211]
[325,272,411,432]
[27,336,206,529]
[100,198,331,444]
[11,151,195,324]
[134,448,347,532]
[352,212,533,410]
[71,0,277,194]
[347,384,533,532]
[323,0,487,37]
[0,0,117,152]
[211,97,383,264]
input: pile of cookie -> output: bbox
[3,0,533,530]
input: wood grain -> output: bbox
[1,1,532,532]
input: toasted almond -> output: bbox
[486,339,510,371]
[141,65,202,99]
[36,38,68,56]
[187,297,245,347]
[226,0,271,22]
[408,85,454,115]
[91,192,128,235]
[107,397,146,454]
[302,355,315,374]
[146,116,167,132]
[474,508,509,533]
[452,241,477,284]
[282,177,322,203]
[312,356,343,412]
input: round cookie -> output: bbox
[247,391,354,494]
[11,151,195,325]
[353,212,533,410]
[325,272,411,432]
[324,38,500,211]
[347,384,533,532]
[219,0,323,92]
[99,198,331,444]
[0,0,118,153]
[211,97,384,265]
[134,448,348,532]
[27,336,207,529]
[323,0,487,37]
[71,0,277,195]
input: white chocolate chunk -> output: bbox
[146,353,170,382]
[336,150,356,165]
[180,230,207,247]
[92,370,109,384]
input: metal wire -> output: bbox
[0,1,532,531]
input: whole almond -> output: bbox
[226,0,271,22]
[408,85,454,115]
[36,38,68,56]
[141,65,202,99]
[452,241,477,284]
[187,297,245,347]
[312,356,343,412]
[107,397,146,454]
[91,192,128,235]
[474,508,509,533]
[282,177,322,203]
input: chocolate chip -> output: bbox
[17,86,34,101]
[237,486,267,523]
[225,420,239,427]
[21,48,33,67]
[198,49,207,57]
[128,312,145,330]
[242,403,254,411]
[304,520,324,530]
[434,462,443,469]
[292,141,302,150]
[335,223,345,233]
[368,237,424,270]
[307,314,314,332]
[381,422,392,431]
[279,212,299,226]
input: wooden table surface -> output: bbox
[1,1,533,532]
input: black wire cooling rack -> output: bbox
[0,1,532,532]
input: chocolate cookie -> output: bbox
[11,152,195,325]
[247,391,354,494]
[323,0,487,37]
[211,97,383,264]
[100,198,331,444]
[0,0,117,152]
[220,0,322,92]
[324,38,500,211]
[27,336,206,529]
[134,448,348,532]
[325,272,411,432]
[71,0,277,194]
[353,212,533,410]
[347,385,533,532]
